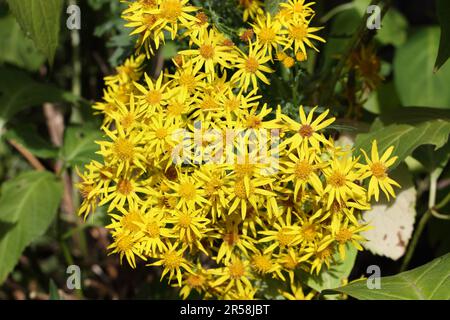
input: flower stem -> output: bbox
[400,168,442,272]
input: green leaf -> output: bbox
[394,27,450,109]
[0,15,45,71]
[354,107,450,170]
[4,125,59,159]
[331,253,450,299]
[302,244,357,293]
[49,279,62,300]
[61,126,103,167]
[0,67,78,127]
[0,171,63,284]
[435,0,450,71]
[376,9,408,47]
[6,0,63,64]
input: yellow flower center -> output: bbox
[371,162,387,179]
[283,56,295,68]
[301,224,316,241]
[116,234,134,252]
[178,212,192,228]
[245,57,259,73]
[228,260,246,279]
[120,114,135,129]
[163,251,182,269]
[80,183,94,199]
[290,24,308,40]
[179,182,197,200]
[259,27,276,43]
[336,228,353,243]
[294,160,313,180]
[178,73,196,90]
[143,13,157,28]
[195,12,208,25]
[168,101,186,116]
[299,124,314,137]
[121,210,142,232]
[317,246,333,260]
[246,115,262,128]
[234,162,254,176]
[113,138,134,161]
[277,228,295,246]
[234,179,253,199]
[224,97,240,112]
[155,127,168,139]
[205,178,223,195]
[186,274,205,288]
[146,90,162,105]
[117,179,133,195]
[160,0,182,21]
[200,96,219,110]
[146,221,160,238]
[199,44,215,59]
[252,255,272,273]
[328,171,346,188]
[283,254,298,270]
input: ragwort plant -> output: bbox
[76,0,400,300]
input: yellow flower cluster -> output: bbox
[77,0,400,299]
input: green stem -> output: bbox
[400,168,442,272]
[69,0,82,123]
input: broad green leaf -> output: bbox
[0,15,45,71]
[376,9,408,47]
[0,67,78,128]
[394,27,450,109]
[302,244,357,293]
[0,171,62,284]
[6,0,63,64]
[4,125,59,159]
[362,165,416,260]
[354,1,408,47]
[435,0,450,71]
[61,126,103,167]
[354,107,450,170]
[413,143,450,174]
[332,253,450,299]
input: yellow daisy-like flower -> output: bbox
[108,229,146,268]
[148,0,199,39]
[251,13,285,58]
[322,157,367,210]
[151,242,192,286]
[179,28,235,77]
[231,41,273,92]
[282,20,325,56]
[134,72,173,113]
[360,140,401,201]
[281,106,335,151]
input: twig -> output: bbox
[8,139,46,171]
